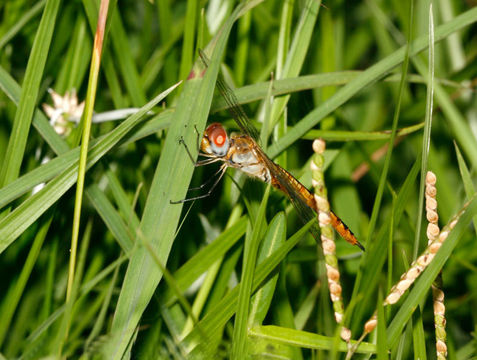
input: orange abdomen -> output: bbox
[330,211,364,250]
[270,165,364,251]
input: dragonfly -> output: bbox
[175,51,364,251]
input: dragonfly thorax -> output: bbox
[228,135,271,183]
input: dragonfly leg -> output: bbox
[229,160,261,170]
[194,125,201,152]
[170,164,228,204]
[187,165,226,191]
[195,157,223,167]
[178,136,197,165]
[179,135,223,167]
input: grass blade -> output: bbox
[0,0,61,188]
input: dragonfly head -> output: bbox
[201,123,230,157]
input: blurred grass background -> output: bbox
[0,0,477,358]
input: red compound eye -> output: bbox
[206,123,228,148]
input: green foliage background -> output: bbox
[0,0,476,358]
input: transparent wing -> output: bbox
[197,50,362,250]
[198,50,322,246]
[260,153,323,247]
[199,50,261,142]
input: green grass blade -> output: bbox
[411,310,427,359]
[454,144,477,232]
[234,10,251,86]
[376,290,386,359]
[163,216,247,306]
[68,0,110,302]
[366,0,412,250]
[84,263,120,353]
[0,0,61,188]
[302,123,424,141]
[55,16,91,93]
[248,212,286,327]
[268,6,477,158]
[104,4,254,356]
[268,0,321,135]
[0,212,52,348]
[182,220,313,355]
[351,158,420,331]
[86,185,134,254]
[105,168,141,230]
[248,325,375,354]
[414,3,435,259]
[0,64,69,155]
[0,84,179,253]
[231,186,270,359]
[110,8,147,107]
[211,72,464,113]
[386,196,477,347]
[178,0,198,82]
[0,0,46,50]
[294,282,320,331]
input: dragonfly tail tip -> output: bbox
[356,241,365,252]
